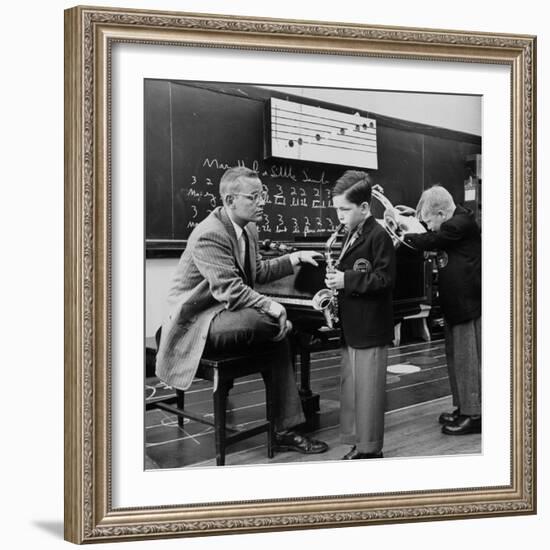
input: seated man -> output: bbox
[156,166,328,454]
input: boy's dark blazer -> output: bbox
[404,205,481,325]
[337,216,396,348]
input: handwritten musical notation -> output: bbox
[180,157,341,238]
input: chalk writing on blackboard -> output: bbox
[174,157,340,239]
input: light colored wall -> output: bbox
[146,258,179,335]
[261,86,482,136]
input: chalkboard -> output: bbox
[146,81,345,243]
[145,80,481,248]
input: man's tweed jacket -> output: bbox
[156,206,295,390]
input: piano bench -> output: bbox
[152,347,278,467]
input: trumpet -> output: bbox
[371,185,426,249]
[312,223,345,330]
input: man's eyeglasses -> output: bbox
[233,191,268,204]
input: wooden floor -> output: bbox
[145,338,481,469]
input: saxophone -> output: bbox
[312,223,345,330]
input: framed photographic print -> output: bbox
[64,5,536,544]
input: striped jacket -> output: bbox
[155,207,294,390]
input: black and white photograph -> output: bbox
[2,0,547,546]
[59,3,538,544]
[144,80,483,470]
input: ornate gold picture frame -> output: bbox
[64,5,536,543]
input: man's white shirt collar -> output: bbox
[225,209,247,265]
[226,209,244,241]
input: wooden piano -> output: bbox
[255,241,433,428]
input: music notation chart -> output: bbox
[267,97,378,169]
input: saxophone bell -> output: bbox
[312,288,337,329]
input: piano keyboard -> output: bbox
[272,296,313,307]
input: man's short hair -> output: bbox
[332,170,373,205]
[219,166,259,199]
[417,185,456,219]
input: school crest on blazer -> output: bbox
[353,258,372,273]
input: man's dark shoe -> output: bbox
[441,415,481,435]
[273,431,328,454]
[438,408,460,425]
[342,446,383,460]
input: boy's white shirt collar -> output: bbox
[350,213,371,237]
